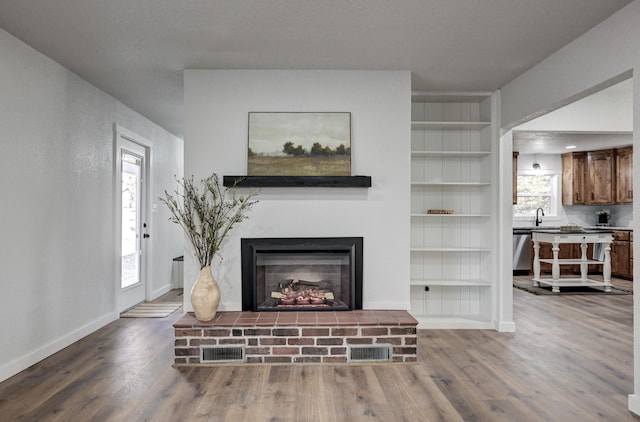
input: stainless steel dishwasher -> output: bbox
[513,228,532,275]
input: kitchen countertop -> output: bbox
[530,228,613,234]
[514,226,632,234]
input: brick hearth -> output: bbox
[174,310,418,364]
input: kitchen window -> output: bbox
[514,173,560,217]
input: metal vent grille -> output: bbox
[201,346,244,362]
[348,345,391,362]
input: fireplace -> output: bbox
[241,237,363,312]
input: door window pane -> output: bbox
[121,152,141,288]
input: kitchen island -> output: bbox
[531,229,613,292]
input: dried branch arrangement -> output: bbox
[161,173,258,269]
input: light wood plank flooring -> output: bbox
[0,287,637,421]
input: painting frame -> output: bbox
[247,112,352,176]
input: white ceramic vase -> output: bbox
[190,266,221,321]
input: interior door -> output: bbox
[116,133,149,312]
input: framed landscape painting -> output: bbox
[248,112,351,176]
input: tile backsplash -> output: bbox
[563,204,633,228]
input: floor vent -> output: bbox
[348,345,391,362]
[201,346,244,363]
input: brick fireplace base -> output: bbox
[173,310,418,364]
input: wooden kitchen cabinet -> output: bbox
[586,149,614,204]
[611,230,632,279]
[562,152,586,205]
[615,146,633,204]
[562,146,632,206]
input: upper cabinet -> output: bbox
[587,149,614,204]
[615,146,633,204]
[561,151,586,205]
[562,147,632,206]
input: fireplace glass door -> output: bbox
[256,252,351,311]
[241,237,363,312]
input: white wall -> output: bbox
[183,69,411,311]
[0,28,184,382]
[499,0,640,414]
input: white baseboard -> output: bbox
[0,312,117,383]
[497,321,517,332]
[628,394,640,416]
[362,302,410,310]
[150,283,172,301]
[416,319,495,330]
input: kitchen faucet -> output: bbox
[535,207,545,227]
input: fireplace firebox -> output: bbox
[241,237,363,312]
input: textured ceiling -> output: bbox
[0,0,633,138]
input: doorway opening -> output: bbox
[507,73,633,298]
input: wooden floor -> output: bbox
[0,287,637,421]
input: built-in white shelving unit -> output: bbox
[410,91,496,329]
